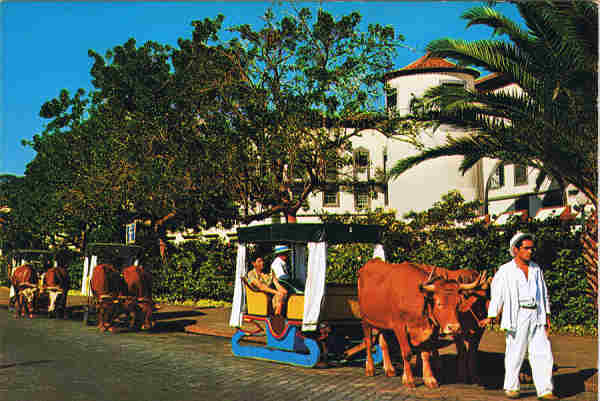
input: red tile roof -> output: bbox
[401,53,457,70]
[382,52,480,81]
[475,72,513,92]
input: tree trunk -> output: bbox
[285,213,297,223]
[582,210,598,306]
[152,211,176,264]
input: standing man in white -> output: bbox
[481,232,558,400]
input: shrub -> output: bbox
[152,239,235,302]
[318,191,597,331]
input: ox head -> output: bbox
[18,284,39,317]
[420,268,485,337]
[457,272,492,333]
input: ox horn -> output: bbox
[459,270,487,291]
[421,267,437,293]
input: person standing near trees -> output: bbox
[481,232,558,400]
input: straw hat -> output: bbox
[509,232,535,257]
[273,245,291,255]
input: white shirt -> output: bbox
[488,259,550,331]
[271,256,289,280]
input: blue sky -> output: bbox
[1,1,524,176]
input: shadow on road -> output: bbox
[153,310,206,320]
[555,369,598,398]
[0,360,54,369]
[151,319,199,333]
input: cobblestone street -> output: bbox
[0,303,596,401]
[1,286,597,401]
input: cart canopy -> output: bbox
[85,243,144,260]
[9,249,53,269]
[231,223,385,331]
[237,223,383,244]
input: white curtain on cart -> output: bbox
[229,243,247,328]
[302,242,327,331]
[81,255,97,296]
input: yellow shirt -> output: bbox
[246,269,274,289]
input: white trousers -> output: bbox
[504,308,554,396]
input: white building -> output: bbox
[296,54,576,223]
[169,54,591,242]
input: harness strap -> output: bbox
[468,307,483,326]
[136,297,153,304]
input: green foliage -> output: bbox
[152,239,236,302]
[319,191,597,330]
[326,243,373,285]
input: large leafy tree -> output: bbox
[184,7,407,223]
[390,0,597,204]
[22,7,410,257]
[32,34,239,256]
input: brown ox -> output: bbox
[90,263,124,332]
[121,265,154,330]
[416,264,490,384]
[10,264,39,319]
[43,266,70,318]
[358,259,482,388]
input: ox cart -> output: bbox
[7,249,54,314]
[229,223,385,368]
[80,243,144,327]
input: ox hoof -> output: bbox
[384,368,396,377]
[108,326,119,333]
[365,369,375,377]
[424,378,439,389]
[402,376,416,388]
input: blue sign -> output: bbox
[126,222,136,244]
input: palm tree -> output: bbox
[390,0,597,204]
[390,0,597,302]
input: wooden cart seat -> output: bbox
[287,285,361,321]
[243,278,361,322]
[242,277,273,316]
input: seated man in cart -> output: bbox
[270,244,305,294]
[246,255,288,316]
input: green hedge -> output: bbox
[320,191,597,332]
[151,240,236,302]
[4,191,594,332]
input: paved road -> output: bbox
[1,308,596,401]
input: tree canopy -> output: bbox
[188,7,406,223]
[3,6,409,255]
